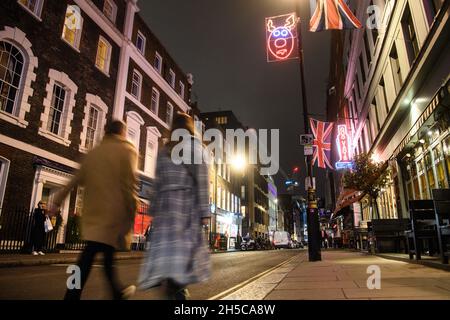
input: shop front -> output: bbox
[215,209,241,251]
[394,84,450,207]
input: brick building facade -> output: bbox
[0,0,193,247]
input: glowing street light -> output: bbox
[231,154,246,172]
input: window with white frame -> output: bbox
[61,5,83,50]
[0,27,38,128]
[389,45,402,94]
[166,102,173,126]
[136,31,146,55]
[222,188,226,209]
[144,127,161,178]
[150,87,160,115]
[0,157,10,211]
[131,69,142,100]
[79,94,108,152]
[154,52,162,74]
[47,83,66,135]
[74,187,84,215]
[85,106,99,149]
[18,0,44,19]
[103,0,117,23]
[217,186,222,208]
[168,69,175,88]
[95,36,112,75]
[178,81,185,99]
[0,41,24,116]
[126,111,144,150]
[39,69,78,146]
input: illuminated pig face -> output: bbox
[267,15,297,60]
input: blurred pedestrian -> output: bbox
[31,201,47,256]
[138,113,211,300]
[52,120,139,300]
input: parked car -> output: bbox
[273,231,291,249]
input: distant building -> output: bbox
[201,110,271,239]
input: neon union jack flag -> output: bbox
[310,0,362,32]
[310,118,334,169]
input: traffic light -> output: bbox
[293,167,299,173]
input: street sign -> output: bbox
[300,134,314,145]
[304,146,313,156]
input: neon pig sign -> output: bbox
[335,125,353,170]
[266,13,300,62]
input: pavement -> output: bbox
[221,250,450,300]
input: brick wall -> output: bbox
[0,0,120,162]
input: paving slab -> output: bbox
[264,288,346,300]
[264,250,450,300]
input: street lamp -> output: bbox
[230,153,247,248]
[231,154,246,172]
[294,0,321,261]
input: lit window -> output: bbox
[168,69,175,88]
[136,31,146,55]
[150,88,160,115]
[217,186,222,208]
[179,81,185,98]
[62,5,83,50]
[131,70,142,100]
[166,102,173,126]
[95,36,111,75]
[0,42,24,115]
[18,0,44,19]
[47,83,66,135]
[154,52,162,74]
[103,0,117,23]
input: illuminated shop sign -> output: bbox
[266,13,300,62]
[335,125,353,170]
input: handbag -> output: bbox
[44,216,54,233]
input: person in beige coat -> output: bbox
[52,120,139,300]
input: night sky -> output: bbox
[139,0,331,199]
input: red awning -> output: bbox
[333,189,365,216]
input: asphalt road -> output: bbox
[0,249,304,300]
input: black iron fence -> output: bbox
[0,207,59,253]
[0,208,86,254]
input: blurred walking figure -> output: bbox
[52,120,139,300]
[138,113,211,300]
[31,201,47,256]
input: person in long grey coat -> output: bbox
[138,113,211,300]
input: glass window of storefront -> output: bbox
[433,143,448,188]
[402,131,450,203]
[444,136,450,184]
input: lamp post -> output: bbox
[295,0,321,261]
[231,153,247,247]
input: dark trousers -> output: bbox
[165,279,187,300]
[31,228,45,252]
[64,241,122,300]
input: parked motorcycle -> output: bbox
[241,238,257,251]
